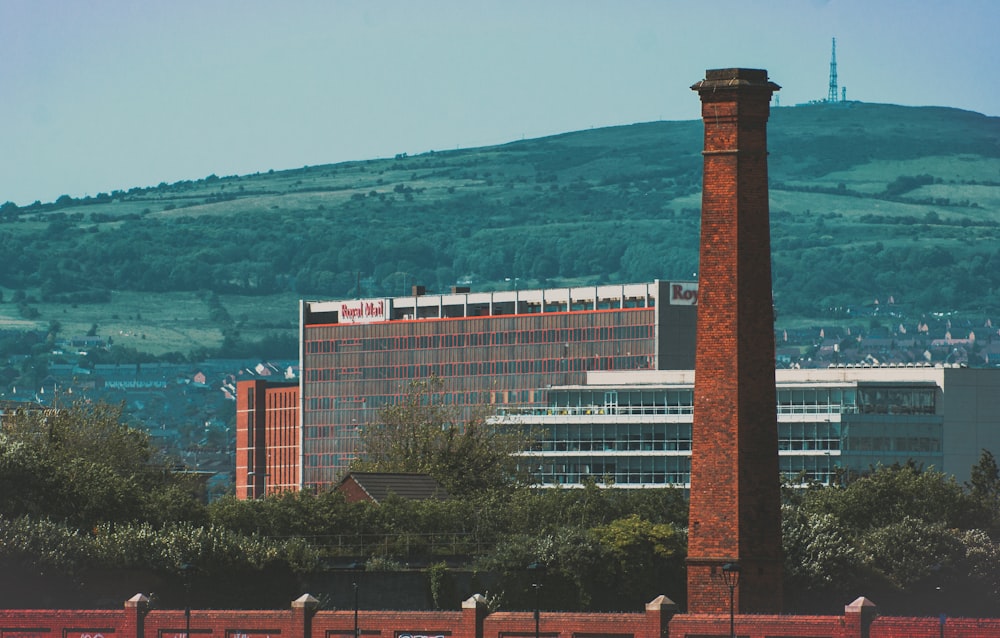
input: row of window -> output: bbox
[857,387,937,415]
[548,389,694,409]
[845,436,942,452]
[391,297,654,320]
[530,423,693,453]
[305,325,655,353]
[306,355,652,383]
[308,347,652,370]
[309,306,654,336]
[777,388,859,414]
[524,448,941,488]
[548,388,865,412]
[535,386,937,417]
[304,424,362,440]
[527,421,923,455]
[307,452,359,468]
[522,449,947,488]
[524,456,691,486]
[306,389,542,413]
[779,456,839,485]
[778,422,842,451]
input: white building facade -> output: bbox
[497,366,1000,487]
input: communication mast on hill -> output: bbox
[828,37,839,102]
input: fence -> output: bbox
[5,593,1000,638]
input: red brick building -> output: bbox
[235,379,299,499]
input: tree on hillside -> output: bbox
[350,378,531,496]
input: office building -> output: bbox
[500,365,1000,488]
[237,352,1000,498]
[295,280,698,490]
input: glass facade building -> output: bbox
[499,368,955,488]
[299,281,698,489]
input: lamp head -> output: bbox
[721,562,741,588]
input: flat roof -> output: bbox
[306,281,666,311]
[303,280,699,326]
[581,366,987,388]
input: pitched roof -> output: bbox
[337,472,449,503]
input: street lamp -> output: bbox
[353,582,360,638]
[179,563,192,638]
[720,562,740,638]
[527,562,546,638]
[348,561,363,638]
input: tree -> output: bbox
[782,463,1000,615]
[351,378,530,496]
[967,450,1000,508]
[800,462,990,532]
[964,449,1000,536]
[0,400,207,527]
[782,505,866,608]
[590,513,686,608]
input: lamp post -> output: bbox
[721,562,740,638]
[179,563,192,638]
[526,562,546,638]
[353,582,360,638]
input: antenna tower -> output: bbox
[828,37,838,102]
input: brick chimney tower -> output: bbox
[687,68,783,614]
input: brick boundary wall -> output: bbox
[4,594,1000,638]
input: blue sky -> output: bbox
[2,0,998,206]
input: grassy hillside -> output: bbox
[1,101,998,356]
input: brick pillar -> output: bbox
[125,593,151,638]
[461,594,489,638]
[686,68,783,614]
[644,595,677,638]
[292,593,320,638]
[844,596,877,638]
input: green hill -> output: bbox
[1,101,999,356]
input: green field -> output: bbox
[2,101,999,358]
[0,288,300,356]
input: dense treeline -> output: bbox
[782,460,1000,615]
[3,399,1000,615]
[0,190,700,300]
[2,199,998,317]
[2,103,999,323]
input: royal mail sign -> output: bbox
[339,299,388,324]
[669,282,698,305]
